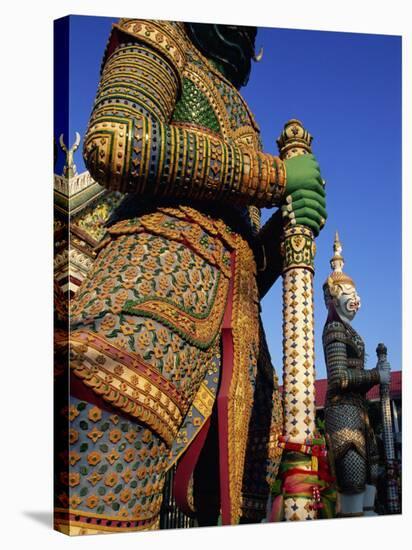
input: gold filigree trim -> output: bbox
[227,238,260,523]
[192,381,215,418]
[115,19,187,72]
[61,330,189,446]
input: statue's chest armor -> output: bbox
[172,53,261,150]
[324,320,365,370]
[345,325,365,370]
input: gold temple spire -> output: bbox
[330,230,344,273]
[324,230,355,293]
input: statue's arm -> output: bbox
[324,325,380,393]
[83,19,286,208]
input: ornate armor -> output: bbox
[55,19,286,534]
[84,19,286,207]
[323,317,380,493]
[323,233,380,498]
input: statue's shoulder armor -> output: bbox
[323,319,364,357]
[322,320,349,346]
[101,18,262,149]
[344,322,365,357]
[101,19,187,77]
[173,38,262,149]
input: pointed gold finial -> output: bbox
[330,230,344,273]
[334,230,341,252]
[276,119,313,160]
[323,231,356,305]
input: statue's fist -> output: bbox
[282,154,326,237]
[377,360,391,386]
[378,368,391,386]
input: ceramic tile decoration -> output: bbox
[53,15,402,535]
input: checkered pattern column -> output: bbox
[276,120,319,521]
[282,266,316,441]
[281,226,317,521]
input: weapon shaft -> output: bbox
[376,344,400,514]
[277,120,318,520]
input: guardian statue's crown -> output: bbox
[323,232,355,306]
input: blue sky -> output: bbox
[55,15,402,379]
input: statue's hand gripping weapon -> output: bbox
[273,120,321,521]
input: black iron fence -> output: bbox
[160,465,195,529]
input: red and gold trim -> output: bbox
[218,239,260,524]
[57,329,189,446]
[54,508,160,535]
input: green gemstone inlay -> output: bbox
[173,78,220,134]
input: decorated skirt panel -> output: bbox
[166,349,220,470]
[66,207,235,447]
[54,395,167,535]
[58,205,270,529]
[325,402,378,492]
[325,403,368,462]
[241,325,283,522]
[71,207,233,350]
[54,333,221,535]
[218,235,263,524]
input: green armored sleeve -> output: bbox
[83,19,286,207]
[323,322,380,393]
